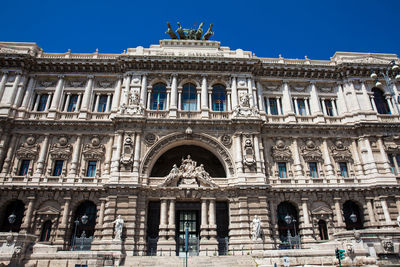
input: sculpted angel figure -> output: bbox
[113,215,124,240]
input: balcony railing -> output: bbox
[377,114,400,123]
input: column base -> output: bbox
[157,239,176,256]
[199,238,218,256]
[169,109,177,118]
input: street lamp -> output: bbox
[349,213,357,224]
[71,219,80,250]
[8,213,16,232]
[370,60,400,113]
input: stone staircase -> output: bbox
[122,255,257,267]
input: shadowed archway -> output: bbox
[150,145,226,177]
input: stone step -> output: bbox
[122,255,257,267]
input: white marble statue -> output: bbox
[113,215,124,240]
[397,215,400,227]
[251,215,261,241]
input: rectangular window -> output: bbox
[269,98,279,115]
[309,162,318,178]
[86,161,97,177]
[97,95,108,112]
[37,94,49,111]
[324,100,334,116]
[52,160,64,176]
[339,162,349,178]
[18,160,30,176]
[297,99,307,116]
[278,162,287,178]
[67,94,79,112]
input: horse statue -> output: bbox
[202,23,214,40]
[176,22,186,40]
[196,22,204,40]
[166,22,178,39]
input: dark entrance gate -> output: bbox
[216,201,229,255]
[175,202,200,256]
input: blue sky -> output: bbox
[2,0,399,60]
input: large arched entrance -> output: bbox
[150,145,226,178]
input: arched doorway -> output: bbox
[150,145,226,178]
[277,201,299,242]
[70,201,97,250]
[0,200,25,232]
[343,200,364,230]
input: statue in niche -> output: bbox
[120,136,134,171]
[243,138,256,167]
[113,215,124,241]
[160,155,217,188]
[233,93,259,118]
[251,215,262,241]
[121,89,144,115]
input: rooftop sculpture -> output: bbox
[166,22,214,41]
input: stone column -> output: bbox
[48,75,64,118]
[336,83,348,115]
[0,71,9,101]
[20,76,36,110]
[20,196,35,233]
[55,196,71,247]
[111,76,122,113]
[234,134,244,179]
[199,198,218,253]
[105,93,112,112]
[208,199,217,239]
[351,139,364,176]
[227,92,231,112]
[45,93,52,111]
[200,199,208,238]
[256,81,266,115]
[386,96,396,114]
[231,76,238,109]
[322,138,335,177]
[35,134,50,175]
[140,74,147,107]
[94,198,106,242]
[361,137,378,175]
[169,74,178,117]
[380,197,392,225]
[63,93,71,112]
[282,82,295,120]
[293,97,299,115]
[304,98,311,116]
[110,131,123,175]
[377,137,392,174]
[168,199,176,239]
[348,81,361,112]
[396,197,400,216]
[253,135,262,174]
[120,75,131,108]
[78,75,94,119]
[196,92,201,111]
[361,82,374,111]
[132,132,141,175]
[94,93,100,112]
[366,197,376,226]
[292,138,303,176]
[103,135,113,176]
[269,199,278,241]
[76,93,82,112]
[0,134,10,170]
[309,82,323,116]
[159,199,168,241]
[334,197,345,228]
[4,72,22,106]
[300,198,314,241]
[13,75,28,108]
[247,78,254,107]
[0,134,17,175]
[69,135,82,177]
[201,75,209,117]
[321,98,327,115]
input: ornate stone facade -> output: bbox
[0,40,400,266]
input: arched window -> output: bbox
[181,83,197,111]
[318,220,329,240]
[151,83,167,111]
[343,200,364,230]
[212,84,227,111]
[372,88,390,114]
[40,220,52,242]
[277,201,299,242]
[0,200,25,232]
[70,201,97,243]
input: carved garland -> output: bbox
[141,133,235,176]
[301,139,323,162]
[330,140,353,162]
[271,140,292,162]
[16,136,39,160]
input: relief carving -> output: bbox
[271,139,292,161]
[120,88,144,115]
[301,139,323,162]
[16,135,39,160]
[82,136,105,160]
[330,140,353,162]
[159,155,217,188]
[49,136,72,160]
[144,133,157,146]
[243,138,256,167]
[233,93,259,118]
